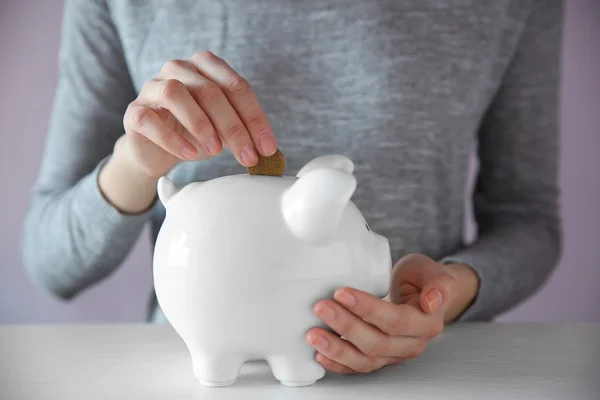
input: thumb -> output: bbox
[391,254,458,314]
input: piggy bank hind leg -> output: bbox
[192,352,245,387]
[267,346,326,387]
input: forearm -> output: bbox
[22,158,150,299]
[439,218,560,321]
[20,0,157,299]
[440,1,564,322]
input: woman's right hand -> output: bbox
[120,50,278,178]
[99,51,278,214]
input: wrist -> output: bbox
[98,142,160,214]
[442,262,480,323]
[112,135,164,180]
[107,148,160,186]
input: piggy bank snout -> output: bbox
[371,233,392,298]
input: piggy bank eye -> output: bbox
[365,224,370,231]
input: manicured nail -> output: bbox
[307,333,329,350]
[259,133,276,155]
[425,289,443,312]
[316,304,336,322]
[181,143,197,160]
[241,144,258,166]
[206,136,221,155]
[335,290,356,308]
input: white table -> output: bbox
[1,322,598,400]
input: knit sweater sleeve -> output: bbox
[439,0,564,321]
[21,0,150,299]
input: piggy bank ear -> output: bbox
[157,176,180,206]
[296,154,354,177]
[282,167,357,243]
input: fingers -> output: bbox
[391,254,442,291]
[138,76,221,156]
[315,353,358,375]
[419,269,459,315]
[123,103,198,160]
[168,55,256,167]
[316,352,405,375]
[329,288,444,339]
[391,254,459,314]
[397,283,419,298]
[144,52,278,168]
[313,297,434,361]
[306,328,397,374]
[190,51,277,157]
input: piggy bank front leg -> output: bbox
[267,346,326,387]
[192,352,245,387]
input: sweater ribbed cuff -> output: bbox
[438,252,498,322]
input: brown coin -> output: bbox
[247,148,286,176]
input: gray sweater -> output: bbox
[22,0,563,323]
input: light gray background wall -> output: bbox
[0,1,598,324]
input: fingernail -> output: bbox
[316,304,336,322]
[241,144,258,166]
[425,289,443,312]
[206,136,221,155]
[335,290,356,308]
[308,333,329,350]
[259,133,276,155]
[181,143,197,160]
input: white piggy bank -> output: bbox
[153,154,392,387]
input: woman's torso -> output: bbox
[106,0,536,321]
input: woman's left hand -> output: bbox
[305,253,479,374]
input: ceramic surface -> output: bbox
[152,154,392,387]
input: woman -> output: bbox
[22,0,563,374]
